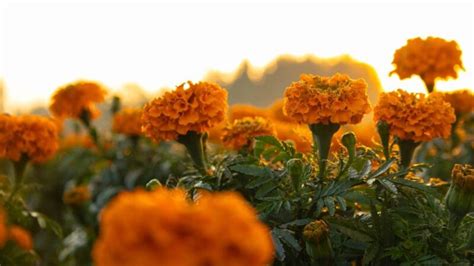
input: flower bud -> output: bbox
[303,220,334,260]
[445,164,474,217]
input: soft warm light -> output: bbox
[0,2,472,111]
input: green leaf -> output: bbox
[369,158,395,179]
[359,160,372,178]
[255,135,284,150]
[271,230,286,261]
[30,212,63,238]
[230,164,268,177]
[324,196,336,216]
[363,243,379,265]
[246,173,273,189]
[278,229,302,252]
[390,178,437,195]
[330,223,373,242]
[255,182,278,199]
[377,179,398,194]
[280,219,313,228]
[336,196,347,211]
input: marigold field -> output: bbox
[1,36,474,265]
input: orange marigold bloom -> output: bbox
[390,37,463,87]
[229,104,268,122]
[0,209,7,248]
[283,73,371,125]
[112,108,143,136]
[60,134,95,150]
[8,225,33,250]
[92,188,273,266]
[63,185,91,205]
[267,99,296,123]
[222,117,276,150]
[451,164,474,191]
[50,80,107,120]
[274,122,313,153]
[0,115,59,163]
[374,89,455,142]
[443,90,474,114]
[142,81,228,142]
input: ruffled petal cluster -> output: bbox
[222,117,276,150]
[112,108,143,136]
[50,80,107,119]
[229,104,268,121]
[92,188,273,266]
[283,73,371,124]
[0,115,59,163]
[443,90,474,114]
[374,89,455,142]
[390,37,463,86]
[142,82,228,142]
[451,164,474,191]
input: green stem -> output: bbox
[310,123,341,180]
[177,131,209,175]
[377,121,391,161]
[450,112,461,147]
[422,79,435,93]
[447,212,463,234]
[7,155,29,202]
[398,139,420,170]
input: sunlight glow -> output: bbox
[1,2,473,112]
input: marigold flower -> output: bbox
[222,117,276,150]
[267,99,295,123]
[0,115,59,163]
[60,134,95,150]
[283,73,371,125]
[8,225,33,250]
[92,188,273,266]
[63,185,91,205]
[443,90,474,114]
[390,37,463,91]
[50,80,107,120]
[303,220,333,259]
[142,81,228,142]
[274,122,313,153]
[229,104,267,122]
[445,164,474,217]
[374,89,455,142]
[112,108,143,136]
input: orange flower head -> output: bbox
[267,99,296,123]
[141,81,228,142]
[222,117,276,150]
[283,73,371,125]
[274,122,313,153]
[390,37,463,86]
[63,185,91,205]
[8,226,33,250]
[112,108,143,136]
[92,188,273,266]
[374,89,455,142]
[443,90,474,114]
[0,114,59,163]
[229,104,268,122]
[50,80,107,120]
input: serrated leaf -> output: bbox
[390,178,437,195]
[363,243,379,265]
[278,229,302,252]
[280,219,313,228]
[30,212,63,238]
[324,196,336,216]
[255,135,284,150]
[255,182,278,199]
[359,160,372,178]
[331,223,373,242]
[315,198,325,216]
[271,230,286,261]
[377,179,398,194]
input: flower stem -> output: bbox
[7,154,29,202]
[423,79,435,93]
[310,123,340,180]
[398,139,420,170]
[377,121,391,160]
[177,131,209,175]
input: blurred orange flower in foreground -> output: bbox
[141,81,228,142]
[8,226,33,251]
[49,80,107,120]
[273,122,313,153]
[222,117,276,150]
[283,73,371,125]
[0,114,59,163]
[374,89,455,142]
[112,108,143,136]
[229,104,268,122]
[63,185,91,206]
[391,37,463,91]
[93,188,273,266]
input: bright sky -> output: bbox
[0,1,473,112]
